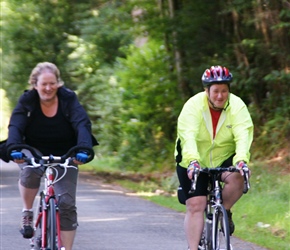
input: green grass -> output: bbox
[85,157,290,250]
[231,165,289,250]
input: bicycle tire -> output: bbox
[47,198,57,250]
[212,205,231,250]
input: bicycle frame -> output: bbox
[33,165,64,250]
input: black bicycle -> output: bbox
[8,144,94,250]
[190,166,250,250]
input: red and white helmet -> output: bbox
[201,65,233,88]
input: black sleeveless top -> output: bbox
[25,100,77,155]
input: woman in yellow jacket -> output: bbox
[175,65,253,250]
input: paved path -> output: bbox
[0,160,269,250]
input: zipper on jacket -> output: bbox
[209,139,215,168]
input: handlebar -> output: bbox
[7,144,95,164]
[189,166,250,194]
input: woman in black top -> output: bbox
[6,62,98,250]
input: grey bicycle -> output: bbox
[190,166,250,250]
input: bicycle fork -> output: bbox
[202,194,214,250]
[203,212,213,250]
[30,195,63,250]
[44,197,63,250]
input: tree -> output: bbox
[1,0,92,103]
[1,0,289,166]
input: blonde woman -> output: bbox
[6,62,98,250]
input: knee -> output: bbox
[186,197,206,215]
[58,193,78,230]
[58,193,76,211]
[226,173,244,190]
[19,168,42,189]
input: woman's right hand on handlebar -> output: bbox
[10,150,25,164]
[187,160,201,180]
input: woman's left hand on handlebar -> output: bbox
[235,161,251,177]
[73,152,89,165]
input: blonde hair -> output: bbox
[28,62,64,88]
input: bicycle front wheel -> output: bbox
[47,198,57,250]
[212,205,231,250]
[30,191,44,250]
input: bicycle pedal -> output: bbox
[29,237,41,250]
[29,238,35,247]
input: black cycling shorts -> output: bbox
[176,155,234,204]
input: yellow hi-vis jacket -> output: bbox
[175,91,254,168]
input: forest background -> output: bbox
[1,0,289,170]
[1,0,289,249]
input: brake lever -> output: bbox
[188,168,200,194]
[243,166,250,193]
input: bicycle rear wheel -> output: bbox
[212,205,231,250]
[47,198,57,250]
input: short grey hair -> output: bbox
[28,62,64,87]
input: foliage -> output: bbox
[115,40,181,170]
[1,0,105,103]
[0,90,11,140]
[1,0,289,171]
[249,69,290,158]
[62,1,133,155]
